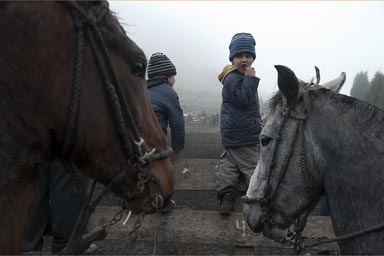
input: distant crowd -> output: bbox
[184,110,220,127]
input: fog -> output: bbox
[109,1,384,113]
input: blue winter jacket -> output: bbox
[147,77,185,151]
[219,69,262,148]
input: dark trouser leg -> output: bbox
[319,196,331,216]
[49,161,83,254]
[23,169,50,253]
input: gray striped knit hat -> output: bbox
[147,52,177,79]
[229,32,256,61]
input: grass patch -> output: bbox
[186,126,220,133]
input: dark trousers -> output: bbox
[319,196,331,216]
[23,161,84,254]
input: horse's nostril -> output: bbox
[151,194,164,208]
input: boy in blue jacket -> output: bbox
[147,52,185,160]
[216,32,262,215]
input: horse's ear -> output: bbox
[274,65,299,107]
[322,72,346,93]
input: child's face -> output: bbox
[232,53,254,73]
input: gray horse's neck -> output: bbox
[308,93,384,254]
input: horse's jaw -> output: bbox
[244,203,289,245]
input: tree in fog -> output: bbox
[350,71,370,102]
[370,71,384,109]
[350,71,384,110]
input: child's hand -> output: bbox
[245,66,256,76]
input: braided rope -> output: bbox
[85,29,134,158]
[61,12,85,159]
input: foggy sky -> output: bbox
[109,1,384,101]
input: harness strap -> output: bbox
[303,222,384,250]
[58,2,170,254]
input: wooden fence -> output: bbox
[88,159,339,255]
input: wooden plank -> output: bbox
[173,190,244,212]
[89,206,338,254]
[93,158,321,214]
[173,158,250,192]
[93,240,306,255]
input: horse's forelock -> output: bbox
[267,80,321,116]
[266,92,282,116]
[98,9,147,73]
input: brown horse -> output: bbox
[0,1,174,254]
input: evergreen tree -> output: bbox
[370,71,384,109]
[350,71,371,102]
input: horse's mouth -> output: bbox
[262,224,289,245]
[244,203,264,233]
[244,204,291,245]
[120,190,166,214]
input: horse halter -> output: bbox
[61,0,171,193]
[243,86,329,253]
[58,2,172,254]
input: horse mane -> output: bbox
[267,81,384,125]
[266,80,310,115]
[328,92,384,123]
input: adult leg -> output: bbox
[23,168,50,253]
[319,196,331,216]
[49,161,83,254]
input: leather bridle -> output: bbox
[244,83,384,253]
[58,2,171,253]
[243,87,327,253]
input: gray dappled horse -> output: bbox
[244,65,384,254]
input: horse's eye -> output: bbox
[260,135,271,146]
[131,61,146,77]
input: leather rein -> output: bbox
[58,2,171,254]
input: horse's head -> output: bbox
[244,65,346,245]
[14,1,175,213]
[65,2,175,213]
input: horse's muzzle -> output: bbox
[243,203,264,233]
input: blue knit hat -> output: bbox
[228,32,256,61]
[147,52,177,79]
